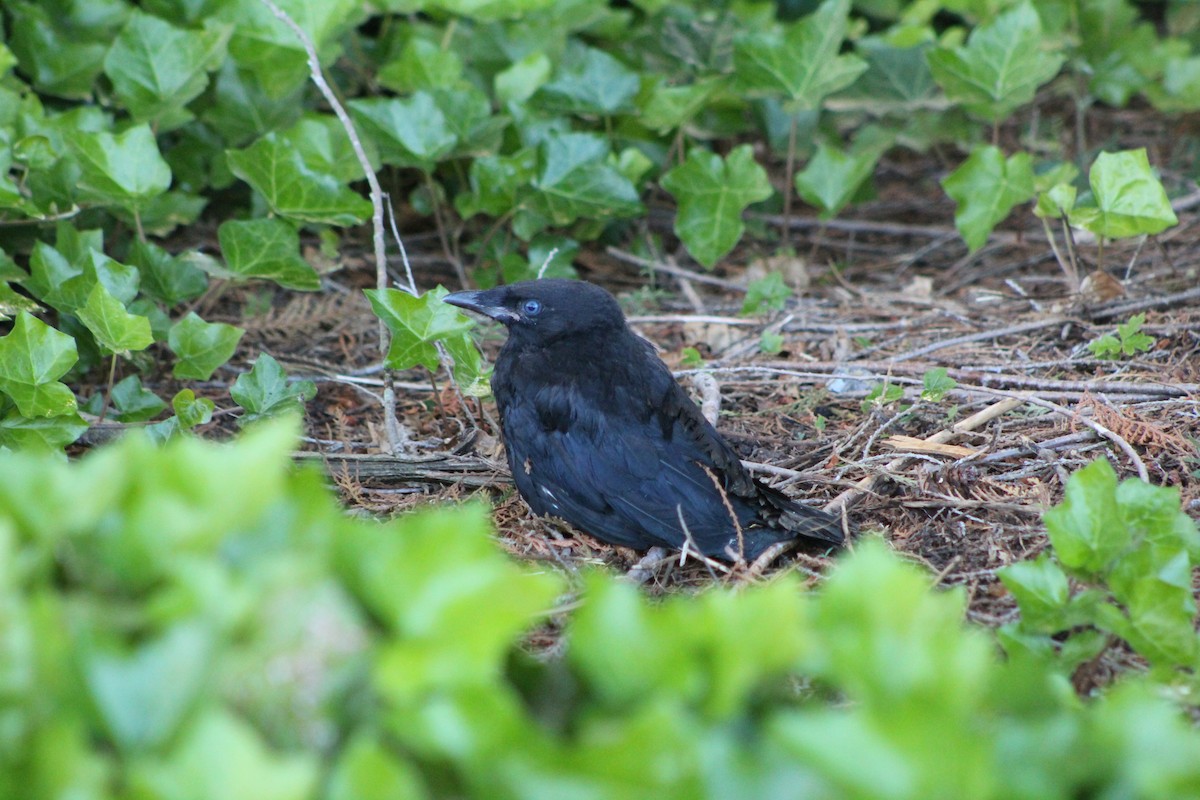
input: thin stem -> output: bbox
[1042,216,1077,293]
[96,354,118,424]
[257,0,404,453]
[782,113,799,249]
[425,172,468,288]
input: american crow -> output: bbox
[444,279,844,562]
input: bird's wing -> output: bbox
[651,361,844,548]
[502,379,754,556]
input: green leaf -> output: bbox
[70,124,172,212]
[535,42,640,116]
[1035,182,1077,219]
[348,94,457,171]
[334,502,561,698]
[173,388,215,431]
[365,286,474,372]
[378,37,465,93]
[920,367,957,401]
[440,333,488,396]
[760,331,784,354]
[795,131,890,219]
[216,0,364,98]
[280,114,379,183]
[523,133,643,235]
[1043,458,1128,577]
[639,76,726,135]
[1068,149,1178,239]
[1116,313,1155,355]
[109,375,167,423]
[998,555,1070,633]
[83,624,214,753]
[742,272,792,315]
[327,736,427,800]
[128,241,210,306]
[226,134,371,226]
[0,282,41,322]
[926,2,1065,122]
[127,709,318,800]
[203,60,305,146]
[495,51,552,105]
[431,87,507,157]
[168,312,244,380]
[231,354,317,425]
[661,145,772,269]
[1107,548,1197,667]
[941,146,1034,252]
[733,0,868,109]
[8,2,110,99]
[456,149,537,219]
[0,313,78,417]
[75,283,154,356]
[218,218,320,291]
[103,10,229,129]
[0,407,87,450]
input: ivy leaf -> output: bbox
[232,353,317,426]
[0,313,79,417]
[432,87,507,157]
[920,367,957,402]
[941,145,1034,252]
[456,149,537,219]
[1068,149,1178,239]
[795,130,891,219]
[0,282,41,322]
[103,10,230,129]
[495,51,552,105]
[0,406,87,450]
[109,375,167,423]
[639,76,726,134]
[1043,458,1128,578]
[8,2,109,99]
[280,114,380,183]
[926,2,1065,122]
[215,0,364,98]
[128,241,209,306]
[82,624,215,752]
[535,42,640,116]
[348,94,457,172]
[733,0,867,110]
[218,218,320,291]
[742,272,792,315]
[378,37,465,93]
[70,125,172,213]
[523,133,643,236]
[174,388,215,431]
[661,145,772,269]
[126,710,317,800]
[168,312,245,380]
[75,283,154,356]
[366,286,475,372]
[440,333,489,396]
[1035,183,1077,219]
[227,133,371,226]
[998,555,1070,633]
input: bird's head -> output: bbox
[444,279,626,343]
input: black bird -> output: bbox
[444,279,844,562]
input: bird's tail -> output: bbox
[752,481,846,551]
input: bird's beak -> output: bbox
[443,289,519,323]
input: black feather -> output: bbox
[444,279,845,561]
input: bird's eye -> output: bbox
[521,299,543,316]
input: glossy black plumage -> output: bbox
[444,279,844,561]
